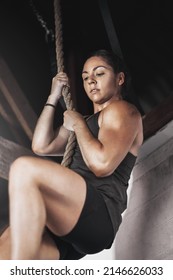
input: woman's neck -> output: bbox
[93,96,122,113]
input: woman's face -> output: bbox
[82,56,124,105]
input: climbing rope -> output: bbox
[53,0,76,167]
[29,0,55,42]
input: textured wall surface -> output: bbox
[115,122,173,260]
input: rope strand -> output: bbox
[53,0,76,167]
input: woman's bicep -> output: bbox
[99,122,136,160]
[98,108,140,172]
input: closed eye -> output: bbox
[83,76,88,81]
[82,72,104,81]
[96,72,104,77]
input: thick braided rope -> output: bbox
[54,0,76,167]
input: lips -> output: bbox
[90,88,98,93]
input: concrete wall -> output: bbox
[115,120,173,260]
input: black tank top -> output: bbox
[70,111,137,234]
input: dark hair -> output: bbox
[84,49,130,98]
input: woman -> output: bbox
[0,49,143,259]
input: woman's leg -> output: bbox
[8,156,87,260]
[0,227,59,260]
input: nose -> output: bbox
[88,75,96,84]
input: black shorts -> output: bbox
[47,181,115,260]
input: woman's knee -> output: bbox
[9,156,33,176]
[9,156,36,191]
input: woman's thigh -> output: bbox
[10,156,87,237]
[60,183,114,255]
[47,183,115,259]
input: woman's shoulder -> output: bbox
[100,101,143,149]
[103,100,142,120]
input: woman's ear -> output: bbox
[118,72,125,86]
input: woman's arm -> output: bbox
[32,72,70,156]
[64,101,143,176]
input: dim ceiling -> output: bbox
[1,0,173,116]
